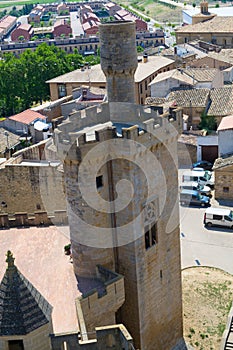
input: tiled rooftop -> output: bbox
[149,69,195,85]
[167,88,210,107]
[9,109,46,125]
[0,127,20,153]
[208,49,233,65]
[207,86,233,116]
[182,68,219,82]
[217,115,233,131]
[176,16,233,33]
[47,56,175,84]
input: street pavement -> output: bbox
[179,173,233,275]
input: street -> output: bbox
[180,202,233,274]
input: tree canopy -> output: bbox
[0,43,100,117]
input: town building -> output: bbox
[176,15,233,48]
[53,19,72,38]
[47,55,175,104]
[0,15,17,41]
[149,67,223,98]
[3,109,47,136]
[57,2,69,15]
[11,23,34,42]
[104,2,121,16]
[206,86,233,124]
[28,4,45,24]
[213,155,233,201]
[146,88,210,128]
[182,3,233,25]
[217,115,233,157]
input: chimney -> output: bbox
[99,21,138,103]
[200,1,208,14]
[143,53,148,63]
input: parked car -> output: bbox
[182,170,214,188]
[192,167,213,179]
[180,189,210,207]
[204,207,233,228]
[192,160,213,171]
[180,181,212,197]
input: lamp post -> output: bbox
[4,131,9,149]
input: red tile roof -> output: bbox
[18,23,32,31]
[9,109,46,125]
[217,115,233,131]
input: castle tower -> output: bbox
[99,21,138,103]
[55,21,186,350]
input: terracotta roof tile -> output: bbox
[176,16,233,33]
[167,88,210,107]
[9,109,46,125]
[183,68,219,82]
[207,86,233,116]
[217,115,233,131]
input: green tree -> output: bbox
[0,43,86,115]
[199,112,217,132]
[137,46,144,52]
[18,35,25,42]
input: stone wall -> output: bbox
[214,164,233,200]
[0,158,66,215]
[76,268,125,337]
[0,210,68,228]
[50,324,135,350]
[0,323,52,350]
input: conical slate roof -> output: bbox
[0,251,52,336]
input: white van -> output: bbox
[204,207,233,228]
[182,170,214,188]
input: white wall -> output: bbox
[218,129,233,156]
[150,78,189,98]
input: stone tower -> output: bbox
[54,21,185,350]
[99,21,138,103]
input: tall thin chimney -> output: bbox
[99,21,138,103]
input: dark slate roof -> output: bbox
[207,86,233,116]
[0,251,52,336]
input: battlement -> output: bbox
[50,324,135,350]
[54,102,180,160]
[0,210,68,228]
[76,265,125,341]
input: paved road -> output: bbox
[178,167,233,274]
[180,197,233,274]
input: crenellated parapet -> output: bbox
[54,102,180,163]
[76,265,125,341]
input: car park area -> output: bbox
[179,168,233,274]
